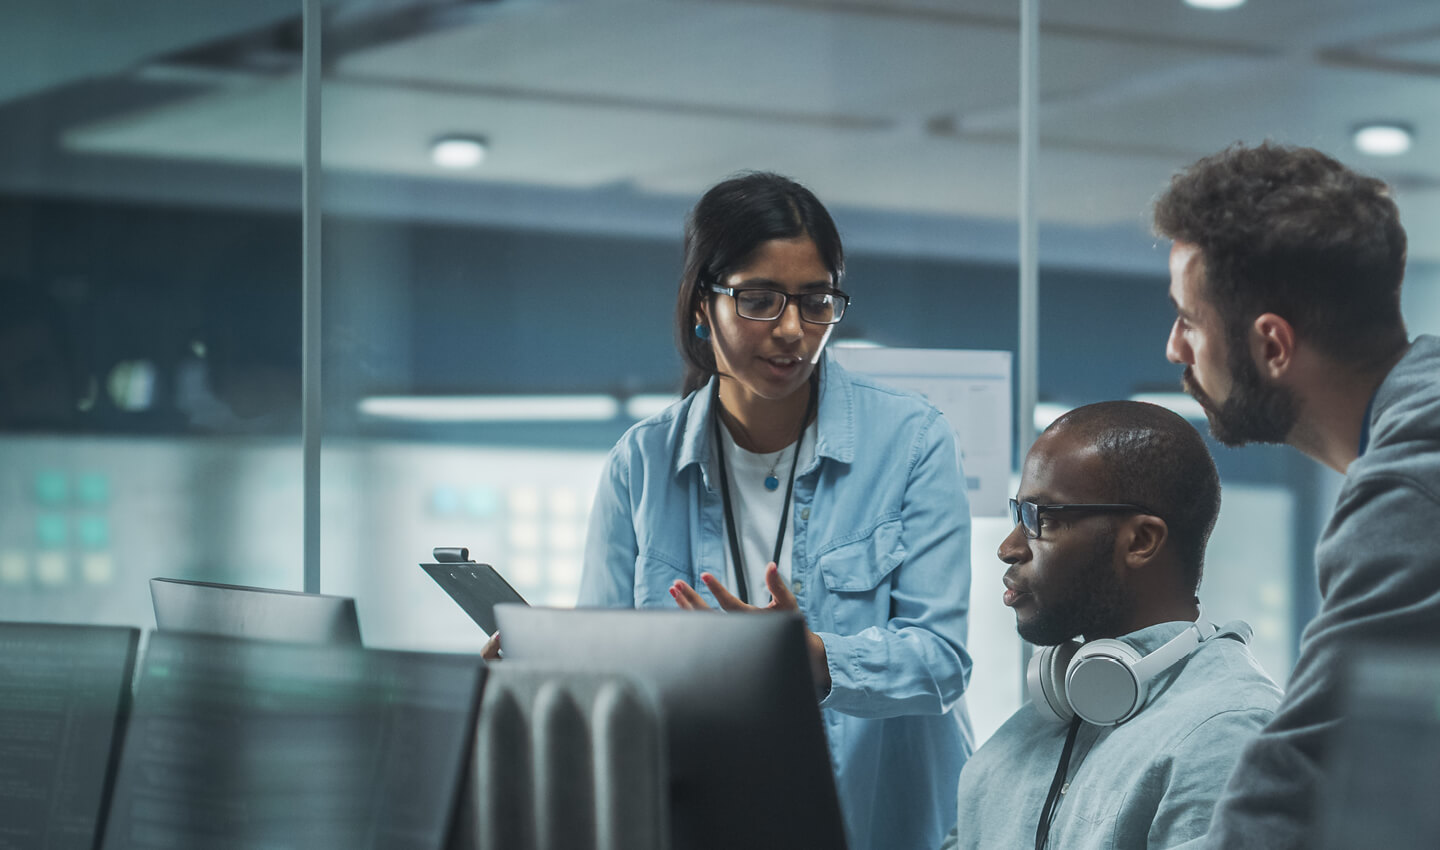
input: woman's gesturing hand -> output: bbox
[670,564,831,694]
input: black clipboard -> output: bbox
[420,548,528,635]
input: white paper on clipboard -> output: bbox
[830,347,1011,517]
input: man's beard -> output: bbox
[1017,529,1132,646]
[1182,349,1298,448]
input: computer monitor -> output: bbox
[1318,643,1440,850]
[150,577,363,645]
[100,631,486,850]
[0,622,139,850]
[495,605,849,850]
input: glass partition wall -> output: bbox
[314,0,1028,738]
[6,0,1438,747]
[0,1,306,625]
[1033,0,1440,683]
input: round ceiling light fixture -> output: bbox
[1352,123,1413,157]
[430,135,489,169]
[1184,0,1246,9]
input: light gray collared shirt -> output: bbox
[941,620,1281,850]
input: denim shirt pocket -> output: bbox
[633,551,690,608]
[814,517,905,632]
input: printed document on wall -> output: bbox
[832,347,1011,517]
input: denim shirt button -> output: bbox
[793,579,805,594]
[800,508,810,520]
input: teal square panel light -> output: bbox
[429,486,460,517]
[77,473,110,506]
[34,471,68,505]
[78,516,110,549]
[465,486,501,518]
[36,514,68,548]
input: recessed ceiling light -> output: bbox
[1184,0,1246,9]
[430,135,488,169]
[1353,123,1413,157]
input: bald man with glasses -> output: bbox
[939,401,1281,850]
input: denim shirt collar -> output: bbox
[675,350,857,488]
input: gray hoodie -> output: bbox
[1199,334,1440,848]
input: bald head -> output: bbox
[1044,401,1221,591]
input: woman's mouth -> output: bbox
[763,356,803,376]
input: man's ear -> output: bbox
[1121,515,1168,571]
[1251,312,1296,380]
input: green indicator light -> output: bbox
[36,515,68,548]
[78,516,110,548]
[34,471,68,505]
[77,474,110,505]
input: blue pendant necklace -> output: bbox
[764,459,782,491]
[712,376,818,604]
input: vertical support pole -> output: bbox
[1018,0,1039,459]
[301,0,323,594]
[1017,0,1041,682]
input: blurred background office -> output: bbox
[3,0,1438,744]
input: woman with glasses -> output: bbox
[577,172,974,850]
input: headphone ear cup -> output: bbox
[1065,639,1146,726]
[1027,640,1080,723]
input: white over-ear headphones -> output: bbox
[1027,610,1252,726]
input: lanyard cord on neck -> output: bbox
[1035,715,1083,850]
[711,376,817,605]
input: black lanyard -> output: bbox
[1036,715,1083,850]
[710,378,817,605]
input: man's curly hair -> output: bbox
[1153,142,1408,369]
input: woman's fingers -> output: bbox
[670,580,711,610]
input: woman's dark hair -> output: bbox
[1153,142,1408,370]
[675,172,844,395]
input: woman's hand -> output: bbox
[670,564,831,695]
[481,631,502,662]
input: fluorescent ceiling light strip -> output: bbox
[1129,392,1208,421]
[1353,124,1412,157]
[1033,402,1072,433]
[625,394,680,420]
[1184,0,1245,9]
[358,394,619,422]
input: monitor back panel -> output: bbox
[496,605,847,850]
[150,577,363,645]
[101,631,485,850]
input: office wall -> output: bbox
[1,194,1308,742]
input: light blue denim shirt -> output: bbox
[579,353,975,850]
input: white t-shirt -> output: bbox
[715,420,818,604]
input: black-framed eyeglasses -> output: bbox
[1008,498,1151,540]
[707,284,850,325]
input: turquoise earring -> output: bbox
[694,324,710,340]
